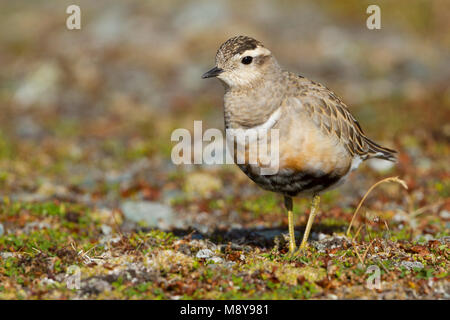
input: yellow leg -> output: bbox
[299,195,320,249]
[288,209,296,252]
[284,196,296,252]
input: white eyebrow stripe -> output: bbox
[241,47,271,57]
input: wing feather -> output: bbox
[286,77,397,161]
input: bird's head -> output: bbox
[202,36,280,88]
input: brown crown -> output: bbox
[216,36,263,62]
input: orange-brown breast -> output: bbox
[278,112,352,178]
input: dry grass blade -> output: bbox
[352,239,375,266]
[346,176,408,237]
[352,241,365,265]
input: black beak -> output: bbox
[201,66,223,79]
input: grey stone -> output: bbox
[196,249,214,259]
[101,224,112,235]
[120,201,177,229]
[0,252,15,259]
[440,210,450,219]
[400,261,424,270]
[83,278,112,293]
[209,256,223,264]
[312,234,350,252]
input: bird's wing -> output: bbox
[286,81,397,161]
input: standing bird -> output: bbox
[202,36,396,253]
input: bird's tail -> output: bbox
[364,137,397,162]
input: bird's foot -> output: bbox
[291,243,309,256]
[299,241,308,250]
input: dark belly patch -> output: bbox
[238,164,344,197]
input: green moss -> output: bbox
[145,230,177,246]
[242,194,280,217]
[321,217,348,228]
[414,268,432,279]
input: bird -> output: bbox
[201,35,397,254]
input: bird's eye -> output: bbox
[241,56,253,65]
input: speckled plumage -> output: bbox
[216,36,263,64]
[206,36,396,197]
[203,35,397,251]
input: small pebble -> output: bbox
[0,252,15,259]
[440,210,450,219]
[209,256,223,264]
[196,249,214,259]
[121,200,177,229]
[318,233,328,241]
[401,261,424,270]
[101,224,112,235]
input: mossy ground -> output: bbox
[0,190,448,299]
[0,0,449,300]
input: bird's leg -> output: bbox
[299,195,320,250]
[284,196,296,253]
